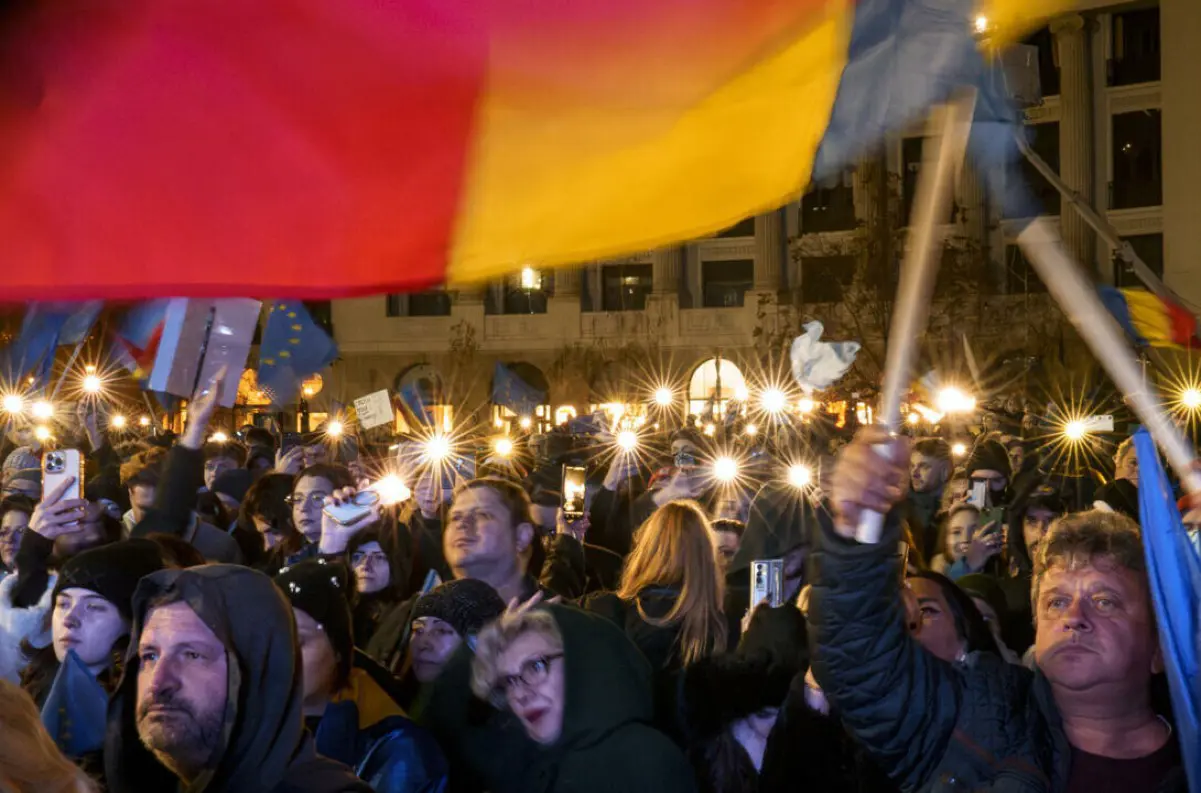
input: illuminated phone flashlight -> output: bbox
[703,423,716,437]
[616,430,639,452]
[951,442,967,458]
[797,397,815,414]
[82,374,103,394]
[518,416,532,430]
[653,387,673,407]
[31,400,53,420]
[494,437,514,458]
[110,415,127,430]
[788,463,812,489]
[1,394,23,414]
[326,420,344,438]
[907,412,921,425]
[744,423,758,437]
[935,387,976,415]
[424,434,451,462]
[712,456,739,483]
[1181,388,1201,410]
[759,387,788,414]
[375,474,411,506]
[139,415,152,427]
[210,431,229,443]
[1063,420,1087,441]
[34,426,51,442]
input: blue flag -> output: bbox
[3,302,102,387]
[257,301,338,406]
[41,649,108,758]
[1134,430,1201,793]
[492,362,544,417]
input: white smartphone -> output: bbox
[968,481,989,509]
[321,489,381,526]
[749,559,785,610]
[43,449,84,502]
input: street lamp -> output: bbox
[1,394,23,414]
[111,415,127,430]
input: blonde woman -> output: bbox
[467,603,694,793]
[0,678,97,792]
[583,500,728,735]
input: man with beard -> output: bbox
[905,438,951,563]
[104,564,369,793]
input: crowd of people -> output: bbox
[0,379,1189,793]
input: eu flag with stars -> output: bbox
[3,301,101,387]
[257,302,338,406]
[491,362,545,417]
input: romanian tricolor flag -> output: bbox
[1100,287,1199,350]
[0,0,1066,301]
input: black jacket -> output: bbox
[420,603,695,793]
[104,565,370,793]
[807,514,1185,793]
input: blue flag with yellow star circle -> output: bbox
[257,302,338,406]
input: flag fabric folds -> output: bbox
[256,302,338,406]
[1099,287,1198,349]
[0,0,1067,300]
[111,300,170,377]
[491,363,545,418]
[41,649,109,758]
[1134,430,1201,793]
[2,302,101,386]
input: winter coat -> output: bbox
[807,513,1186,793]
[420,603,696,793]
[0,567,54,683]
[104,564,371,793]
[315,656,448,793]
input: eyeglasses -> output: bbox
[495,653,563,700]
[351,551,388,568]
[284,493,327,507]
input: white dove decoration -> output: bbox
[789,321,860,394]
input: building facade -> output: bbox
[322,0,1198,423]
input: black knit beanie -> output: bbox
[212,468,254,504]
[679,650,799,743]
[967,439,1012,481]
[410,578,506,638]
[52,539,166,621]
[274,559,354,684]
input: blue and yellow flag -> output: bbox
[257,302,338,406]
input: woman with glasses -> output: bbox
[239,473,309,576]
[347,526,409,648]
[0,496,34,576]
[462,603,694,793]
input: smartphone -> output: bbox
[322,489,381,526]
[281,432,302,454]
[749,559,785,610]
[561,465,587,520]
[980,507,1006,536]
[674,451,698,468]
[43,449,84,503]
[968,481,989,509]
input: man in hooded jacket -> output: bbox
[104,564,370,793]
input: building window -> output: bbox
[1004,245,1046,294]
[715,216,756,238]
[503,269,550,314]
[1111,109,1162,209]
[1113,233,1164,287]
[385,295,404,317]
[801,175,856,232]
[801,255,855,303]
[1016,122,1061,216]
[408,291,451,317]
[1109,7,1160,87]
[1023,26,1059,97]
[901,138,955,224]
[601,264,653,311]
[702,260,754,307]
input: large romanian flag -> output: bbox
[0,0,1065,301]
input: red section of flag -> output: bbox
[1166,299,1197,347]
[0,1,484,300]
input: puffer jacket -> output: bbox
[807,513,1185,793]
[0,569,54,683]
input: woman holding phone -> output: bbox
[930,503,1005,580]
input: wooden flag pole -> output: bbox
[1018,217,1201,495]
[856,88,977,544]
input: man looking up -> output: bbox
[808,428,1182,793]
[104,564,369,793]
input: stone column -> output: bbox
[652,247,683,294]
[1052,14,1095,270]
[753,210,784,291]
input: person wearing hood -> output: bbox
[1000,486,1065,655]
[454,602,696,793]
[275,560,449,793]
[964,437,1012,508]
[104,564,370,793]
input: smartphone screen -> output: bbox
[968,481,989,509]
[561,465,586,520]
